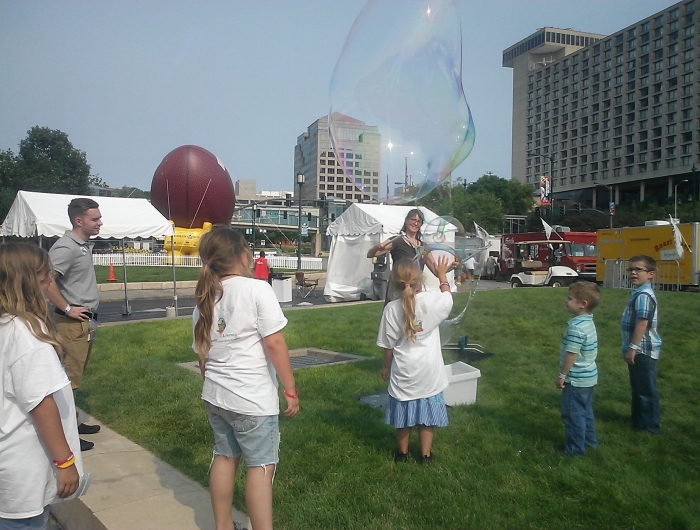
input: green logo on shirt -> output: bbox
[217,318,226,335]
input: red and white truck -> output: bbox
[499,231,597,280]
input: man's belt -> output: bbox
[54,308,98,320]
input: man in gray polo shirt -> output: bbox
[48,197,103,452]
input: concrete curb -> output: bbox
[51,410,250,530]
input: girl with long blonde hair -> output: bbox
[378,256,453,464]
[0,243,83,528]
[192,227,298,530]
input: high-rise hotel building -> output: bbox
[504,0,698,208]
[293,114,381,204]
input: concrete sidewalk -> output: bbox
[51,410,250,530]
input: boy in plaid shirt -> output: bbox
[621,255,662,434]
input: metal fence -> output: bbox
[92,253,323,270]
[602,259,681,291]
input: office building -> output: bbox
[294,114,382,203]
[504,0,698,208]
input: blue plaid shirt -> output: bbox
[621,283,661,360]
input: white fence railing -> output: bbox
[603,259,681,291]
[92,253,323,270]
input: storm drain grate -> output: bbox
[178,348,367,375]
[288,348,367,369]
[290,355,330,369]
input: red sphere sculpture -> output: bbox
[150,145,236,228]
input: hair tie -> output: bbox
[203,261,209,266]
[404,283,411,289]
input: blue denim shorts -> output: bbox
[0,507,50,530]
[205,401,279,467]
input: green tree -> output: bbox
[0,127,92,220]
[17,126,91,195]
[465,173,534,215]
[0,149,19,220]
[416,183,505,234]
[452,187,505,234]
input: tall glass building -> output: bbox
[504,0,697,208]
[294,114,381,204]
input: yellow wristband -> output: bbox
[55,454,76,469]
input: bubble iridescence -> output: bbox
[329,0,475,203]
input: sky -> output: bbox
[0,0,675,195]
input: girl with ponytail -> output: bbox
[192,227,298,530]
[377,255,453,464]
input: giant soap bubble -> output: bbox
[329,0,475,203]
[422,216,490,345]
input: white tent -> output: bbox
[324,204,456,302]
[1,190,174,238]
[2,190,177,316]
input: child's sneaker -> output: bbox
[394,450,408,463]
[419,453,434,464]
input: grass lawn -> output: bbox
[94,266,308,283]
[78,288,700,529]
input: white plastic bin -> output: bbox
[272,277,292,303]
[443,362,481,406]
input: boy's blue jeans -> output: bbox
[628,353,660,433]
[561,384,598,456]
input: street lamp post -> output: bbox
[693,164,697,222]
[675,179,689,220]
[527,150,555,225]
[296,173,305,271]
[252,203,256,252]
[596,184,614,229]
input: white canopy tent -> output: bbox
[1,190,174,239]
[2,191,176,315]
[324,204,457,302]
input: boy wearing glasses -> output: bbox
[621,255,662,434]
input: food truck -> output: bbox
[500,231,597,280]
[596,222,700,289]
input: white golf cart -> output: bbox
[510,260,578,288]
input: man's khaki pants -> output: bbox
[53,313,95,390]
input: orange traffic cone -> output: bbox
[107,263,117,282]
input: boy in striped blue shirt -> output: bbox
[556,281,601,456]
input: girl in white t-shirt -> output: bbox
[378,256,453,464]
[193,227,298,530]
[0,243,82,529]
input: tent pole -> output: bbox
[171,235,178,316]
[122,238,131,315]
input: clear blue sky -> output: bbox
[0,0,673,194]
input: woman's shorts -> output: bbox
[385,392,449,428]
[205,401,279,467]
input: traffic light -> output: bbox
[559,205,565,215]
[256,208,261,218]
[283,211,288,220]
[574,203,581,213]
[307,212,312,222]
[285,194,292,207]
[535,207,541,217]
[331,213,336,221]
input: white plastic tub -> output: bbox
[443,362,481,406]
